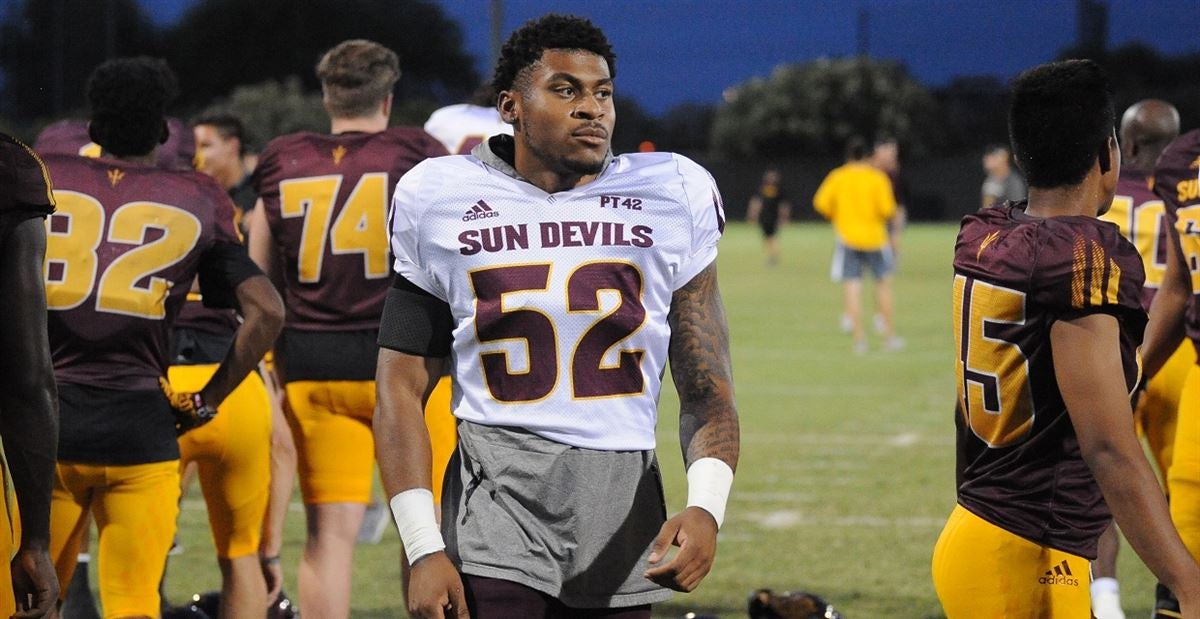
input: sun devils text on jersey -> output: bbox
[389,136,725,451]
[1155,129,1200,349]
[952,202,1145,558]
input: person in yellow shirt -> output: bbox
[814,137,902,353]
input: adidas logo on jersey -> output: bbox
[463,200,500,221]
[1037,560,1079,586]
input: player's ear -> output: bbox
[381,93,394,119]
[497,90,518,125]
[1097,137,1112,174]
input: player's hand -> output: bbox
[407,552,468,618]
[10,546,59,618]
[643,506,719,592]
[159,377,218,435]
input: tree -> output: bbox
[164,0,479,109]
[1059,43,1200,132]
[197,77,442,150]
[0,0,162,119]
[710,57,937,159]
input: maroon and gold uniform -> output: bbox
[934,202,1146,617]
[35,118,197,171]
[42,153,256,616]
[0,133,55,619]
[1100,168,1192,478]
[1155,129,1200,565]
[252,127,450,504]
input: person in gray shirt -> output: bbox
[981,143,1027,209]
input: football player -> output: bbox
[0,133,60,619]
[246,39,448,617]
[932,59,1200,618]
[193,113,258,218]
[1140,128,1200,618]
[1091,98,1182,619]
[36,117,196,171]
[376,14,739,618]
[157,110,276,617]
[42,57,283,618]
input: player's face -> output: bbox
[193,125,239,178]
[507,49,615,179]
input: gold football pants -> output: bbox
[170,363,272,558]
[933,505,1090,618]
[285,376,455,504]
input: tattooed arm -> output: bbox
[645,262,739,592]
[670,263,739,469]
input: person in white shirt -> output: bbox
[423,85,514,155]
[374,14,739,619]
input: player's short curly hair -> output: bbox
[492,14,616,94]
[86,57,179,158]
[316,39,400,119]
[1009,59,1114,189]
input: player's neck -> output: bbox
[1025,182,1106,218]
[105,148,157,166]
[214,162,244,190]
[513,150,598,193]
[1123,157,1156,176]
[330,115,388,135]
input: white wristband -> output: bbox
[389,488,446,565]
[685,457,734,529]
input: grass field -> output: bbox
[134,222,1163,617]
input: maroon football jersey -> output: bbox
[953,202,1146,559]
[35,117,197,171]
[253,127,446,330]
[1155,130,1200,355]
[1099,169,1170,311]
[43,154,241,391]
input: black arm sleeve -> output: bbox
[197,241,265,309]
[378,273,453,357]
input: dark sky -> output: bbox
[120,0,1200,114]
[446,0,1200,114]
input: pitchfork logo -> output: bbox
[463,200,500,222]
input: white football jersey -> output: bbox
[389,146,724,451]
[423,104,514,155]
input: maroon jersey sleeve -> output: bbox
[1154,130,1200,350]
[43,155,236,391]
[1029,217,1146,327]
[252,127,441,331]
[0,133,55,215]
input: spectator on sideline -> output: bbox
[814,136,902,354]
[746,167,791,266]
[981,143,1027,209]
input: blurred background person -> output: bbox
[423,83,512,155]
[980,143,1027,209]
[746,167,791,266]
[815,136,902,354]
[1091,98,1182,619]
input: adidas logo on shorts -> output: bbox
[463,200,500,221]
[1037,560,1080,586]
